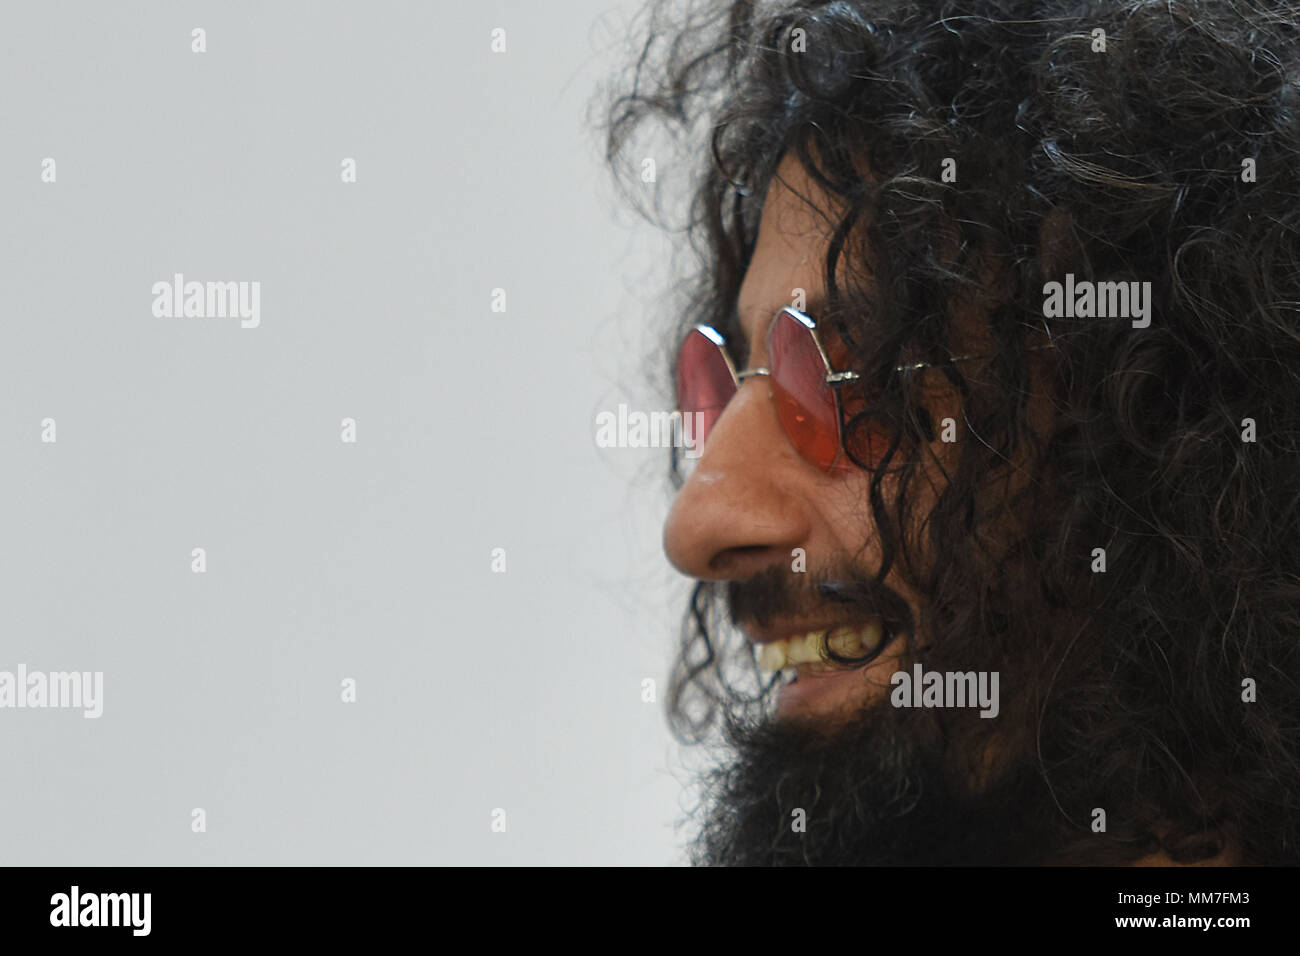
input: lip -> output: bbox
[774,643,900,720]
[775,663,871,719]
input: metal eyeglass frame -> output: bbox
[687,305,1056,467]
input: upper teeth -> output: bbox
[756,622,884,674]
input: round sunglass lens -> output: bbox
[675,327,736,454]
[767,310,842,470]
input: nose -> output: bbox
[663,377,812,581]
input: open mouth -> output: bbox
[755,622,884,672]
[754,622,890,719]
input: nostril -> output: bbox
[709,544,777,576]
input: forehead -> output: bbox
[735,154,845,349]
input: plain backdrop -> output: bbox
[0,0,700,865]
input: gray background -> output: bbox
[0,0,696,864]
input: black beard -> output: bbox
[689,694,1061,866]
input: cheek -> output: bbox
[819,475,882,555]
[817,467,932,572]
[820,380,962,563]
[812,474,932,640]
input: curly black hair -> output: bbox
[599,0,1300,864]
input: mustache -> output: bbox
[725,564,915,643]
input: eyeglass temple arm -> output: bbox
[891,341,1056,373]
[733,343,1057,384]
[835,341,1058,379]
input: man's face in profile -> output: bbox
[660,154,1047,865]
[660,153,1222,867]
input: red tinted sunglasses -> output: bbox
[675,306,1051,472]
